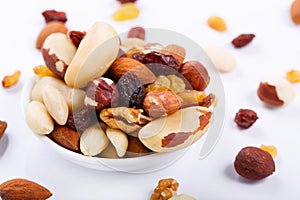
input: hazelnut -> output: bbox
[142,91,182,118]
[257,77,295,107]
[84,77,116,111]
[291,0,300,24]
[180,61,210,91]
[42,33,77,79]
[234,146,275,180]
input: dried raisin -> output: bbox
[113,72,145,108]
[234,109,258,129]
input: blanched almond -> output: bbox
[31,76,85,112]
[80,123,109,156]
[106,127,128,157]
[25,101,54,134]
[42,85,69,125]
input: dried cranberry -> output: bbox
[234,109,258,129]
[232,34,255,48]
[113,72,145,108]
[127,26,145,40]
[132,51,180,71]
[42,10,67,23]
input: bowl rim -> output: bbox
[21,28,226,172]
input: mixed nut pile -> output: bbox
[25,10,215,159]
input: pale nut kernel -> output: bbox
[36,21,68,49]
[291,0,300,24]
[106,127,128,157]
[42,85,69,125]
[80,123,109,156]
[64,22,120,88]
[204,45,236,72]
[42,33,77,79]
[30,76,85,112]
[257,77,295,107]
[25,101,54,134]
[139,106,213,153]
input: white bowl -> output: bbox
[21,28,225,173]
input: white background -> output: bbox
[1,0,300,199]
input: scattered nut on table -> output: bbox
[234,146,275,180]
[0,178,52,200]
[204,45,236,72]
[0,120,7,140]
[290,0,300,24]
[150,178,196,200]
[257,77,295,107]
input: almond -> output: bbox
[0,120,7,140]
[36,21,68,49]
[51,125,80,151]
[0,178,52,200]
[110,57,156,85]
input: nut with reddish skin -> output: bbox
[234,146,275,180]
[143,91,182,118]
[42,9,67,23]
[0,120,7,140]
[232,34,255,48]
[180,61,210,91]
[36,21,68,49]
[68,30,86,48]
[291,0,300,24]
[42,33,77,79]
[51,125,80,151]
[127,26,145,40]
[234,109,258,129]
[110,57,156,85]
[257,77,295,107]
[84,77,116,111]
[0,178,52,200]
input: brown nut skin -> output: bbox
[110,57,156,85]
[257,82,284,107]
[36,21,68,49]
[291,0,300,24]
[231,34,255,48]
[234,146,275,180]
[180,61,210,91]
[84,77,116,111]
[50,125,80,151]
[68,30,86,48]
[0,120,7,140]
[142,91,182,118]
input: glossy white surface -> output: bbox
[1,0,300,199]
